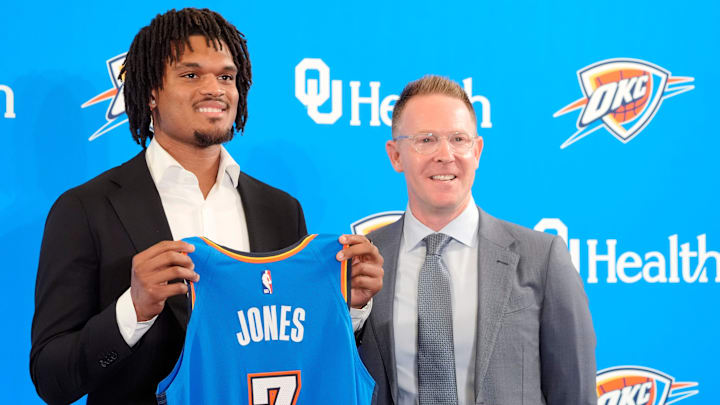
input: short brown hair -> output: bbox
[391,75,475,133]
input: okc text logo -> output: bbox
[295,58,492,128]
[0,84,15,119]
[81,53,128,141]
[554,59,694,148]
[596,366,697,405]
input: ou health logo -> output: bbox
[554,58,694,149]
[295,58,492,128]
[0,84,15,119]
[596,366,698,405]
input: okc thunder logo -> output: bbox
[596,366,698,405]
[351,211,403,236]
[81,53,128,141]
[554,58,694,148]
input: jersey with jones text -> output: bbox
[156,234,374,404]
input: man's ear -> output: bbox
[473,136,484,167]
[386,140,404,173]
[149,90,158,109]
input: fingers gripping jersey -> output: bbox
[157,234,375,404]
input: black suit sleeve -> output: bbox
[30,190,133,404]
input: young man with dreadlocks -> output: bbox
[30,8,382,404]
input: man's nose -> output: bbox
[433,136,455,161]
[200,76,225,97]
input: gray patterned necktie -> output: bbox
[417,233,458,405]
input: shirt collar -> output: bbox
[403,197,479,252]
[217,145,241,188]
[145,137,240,188]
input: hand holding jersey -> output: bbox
[338,234,384,309]
[130,236,382,322]
[130,241,199,322]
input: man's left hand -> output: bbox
[337,234,384,309]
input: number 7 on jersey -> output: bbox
[248,370,301,405]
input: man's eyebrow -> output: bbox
[172,62,238,72]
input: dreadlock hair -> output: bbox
[120,8,252,148]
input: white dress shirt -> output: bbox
[115,138,369,346]
[395,198,480,405]
[116,138,248,346]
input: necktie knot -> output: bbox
[424,233,452,256]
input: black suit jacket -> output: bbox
[30,151,307,404]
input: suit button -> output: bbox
[98,351,119,367]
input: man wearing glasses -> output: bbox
[358,75,596,405]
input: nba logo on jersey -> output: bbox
[262,269,273,294]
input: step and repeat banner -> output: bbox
[1,1,716,403]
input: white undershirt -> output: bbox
[394,199,479,405]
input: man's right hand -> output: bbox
[130,241,199,321]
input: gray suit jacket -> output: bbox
[358,207,596,405]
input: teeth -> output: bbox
[198,108,223,113]
[431,175,456,181]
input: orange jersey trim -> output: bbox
[340,249,349,303]
[189,282,196,310]
[200,234,318,264]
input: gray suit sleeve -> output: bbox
[540,235,597,405]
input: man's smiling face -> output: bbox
[386,94,483,221]
[151,35,239,147]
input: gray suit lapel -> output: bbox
[473,208,519,402]
[368,217,404,405]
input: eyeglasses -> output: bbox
[393,132,478,155]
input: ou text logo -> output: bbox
[0,84,16,119]
[295,58,492,128]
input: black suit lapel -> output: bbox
[237,172,271,252]
[107,151,189,327]
[235,171,307,254]
[107,151,173,252]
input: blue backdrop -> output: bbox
[1,1,716,403]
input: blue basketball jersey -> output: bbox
[157,234,375,404]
